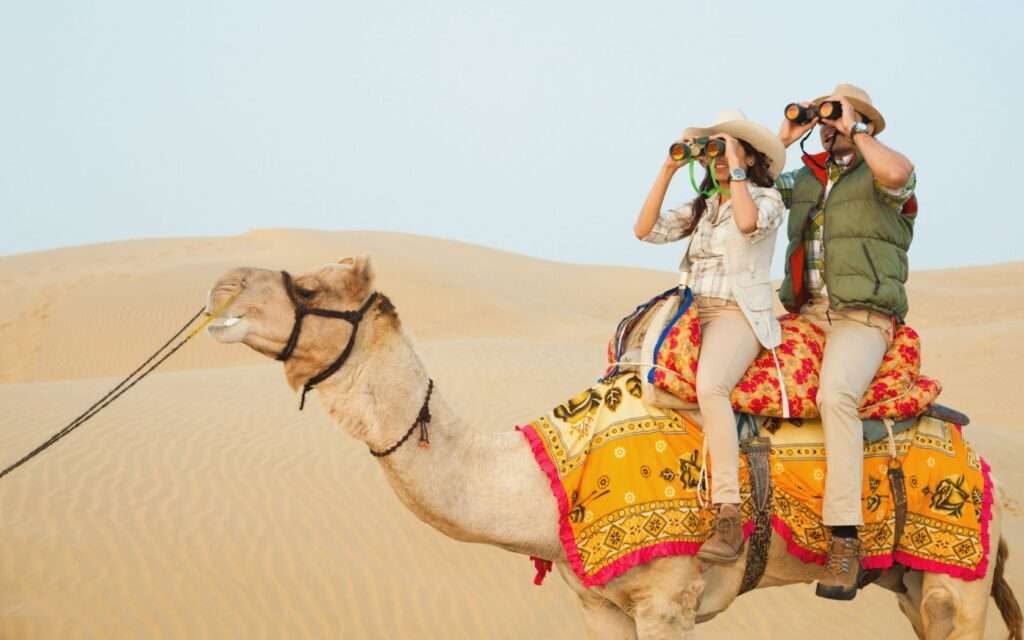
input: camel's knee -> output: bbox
[633,596,694,640]
[921,587,959,639]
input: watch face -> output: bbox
[730,168,746,180]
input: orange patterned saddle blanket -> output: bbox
[606,288,942,420]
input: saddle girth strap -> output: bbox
[858,460,909,590]
[888,461,909,559]
[738,435,774,595]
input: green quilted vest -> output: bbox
[778,158,915,321]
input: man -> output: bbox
[776,84,917,601]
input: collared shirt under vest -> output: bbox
[776,152,918,322]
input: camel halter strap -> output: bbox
[276,270,379,409]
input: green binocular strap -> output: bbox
[687,159,730,198]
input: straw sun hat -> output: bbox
[682,109,787,179]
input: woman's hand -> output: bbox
[778,100,817,148]
[714,132,743,171]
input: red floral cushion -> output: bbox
[608,309,941,420]
[730,314,824,418]
[728,318,941,419]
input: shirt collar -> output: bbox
[801,151,861,185]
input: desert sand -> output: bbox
[1,229,1021,638]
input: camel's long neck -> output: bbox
[315,328,562,559]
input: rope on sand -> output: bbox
[0,294,236,480]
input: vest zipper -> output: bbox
[862,244,881,295]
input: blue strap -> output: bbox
[605,285,679,381]
[647,287,693,384]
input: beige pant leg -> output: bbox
[695,306,763,505]
[816,319,889,526]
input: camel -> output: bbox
[205,256,1021,640]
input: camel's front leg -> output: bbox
[578,593,638,640]
[564,557,704,640]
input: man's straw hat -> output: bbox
[813,83,886,134]
[682,109,787,179]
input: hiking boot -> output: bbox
[816,536,863,601]
[697,504,744,564]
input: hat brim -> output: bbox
[812,95,886,134]
[682,120,787,179]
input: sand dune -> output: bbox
[0,230,1020,638]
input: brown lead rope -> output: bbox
[0,296,235,481]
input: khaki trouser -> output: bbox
[801,298,894,526]
[695,296,762,505]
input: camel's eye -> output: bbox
[296,286,316,300]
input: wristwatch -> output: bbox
[850,121,870,140]
[729,167,748,182]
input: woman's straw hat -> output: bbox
[682,109,787,179]
[812,83,886,134]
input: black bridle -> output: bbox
[276,270,380,410]
[274,270,433,457]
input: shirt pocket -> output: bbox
[735,280,774,311]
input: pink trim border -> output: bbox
[519,426,992,584]
[518,424,754,587]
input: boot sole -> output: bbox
[696,548,743,565]
[815,582,858,601]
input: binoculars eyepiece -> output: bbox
[669,136,727,162]
[784,100,843,125]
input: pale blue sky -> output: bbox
[3,1,1021,274]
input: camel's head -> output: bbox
[206,255,398,390]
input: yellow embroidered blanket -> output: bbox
[518,373,992,587]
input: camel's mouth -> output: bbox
[206,314,249,343]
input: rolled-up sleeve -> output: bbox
[744,187,785,243]
[774,171,796,209]
[874,171,917,216]
[640,202,695,245]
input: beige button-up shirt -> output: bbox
[641,186,785,301]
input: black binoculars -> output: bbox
[669,136,726,162]
[784,101,842,125]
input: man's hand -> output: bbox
[821,96,858,138]
[778,101,817,148]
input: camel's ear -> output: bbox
[352,254,374,286]
[330,255,374,299]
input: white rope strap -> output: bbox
[770,347,791,419]
[883,417,898,460]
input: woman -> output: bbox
[633,109,786,564]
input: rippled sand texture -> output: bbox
[1,230,1021,638]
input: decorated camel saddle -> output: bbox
[605,286,948,424]
[518,373,992,589]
